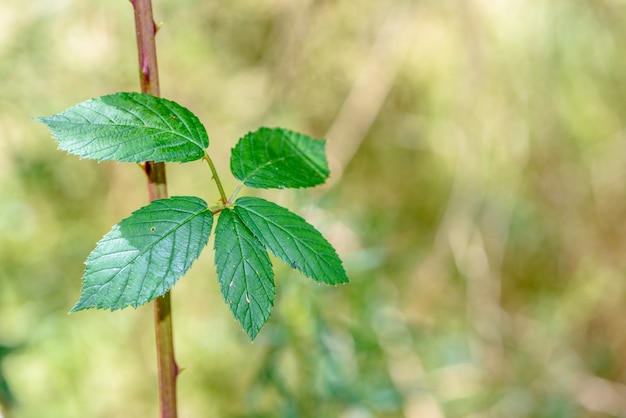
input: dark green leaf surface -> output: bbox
[214,209,274,340]
[72,196,213,311]
[0,344,17,408]
[35,92,208,163]
[230,127,329,189]
[234,197,348,285]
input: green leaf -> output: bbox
[234,196,348,285]
[72,196,213,311]
[230,127,329,189]
[35,92,208,163]
[0,344,18,409]
[214,208,274,340]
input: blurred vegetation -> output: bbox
[2,0,626,416]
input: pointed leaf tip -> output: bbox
[214,209,274,340]
[234,196,349,285]
[72,196,213,312]
[230,127,329,189]
[36,92,209,163]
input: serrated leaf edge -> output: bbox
[72,197,213,312]
[234,197,349,285]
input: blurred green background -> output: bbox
[2,0,626,416]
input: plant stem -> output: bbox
[204,152,229,204]
[228,183,244,204]
[131,0,178,416]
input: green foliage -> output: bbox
[214,209,274,340]
[234,197,348,285]
[10,2,626,415]
[34,92,209,163]
[0,344,16,410]
[36,93,347,339]
[230,127,329,189]
[71,196,214,311]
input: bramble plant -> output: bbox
[33,2,347,415]
[35,92,349,340]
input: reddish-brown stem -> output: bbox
[131,0,178,416]
[133,0,160,97]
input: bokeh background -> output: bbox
[2,0,626,416]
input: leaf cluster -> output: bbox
[36,92,348,339]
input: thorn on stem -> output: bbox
[141,52,150,80]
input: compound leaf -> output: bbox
[35,92,208,163]
[234,196,348,285]
[72,196,213,312]
[214,208,274,340]
[230,127,329,189]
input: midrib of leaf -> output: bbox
[238,204,330,272]
[215,209,275,339]
[232,225,272,307]
[70,129,188,159]
[240,154,288,182]
[241,141,326,182]
[88,207,210,304]
[69,102,204,150]
[124,93,201,147]
[287,141,327,178]
[219,215,264,304]
[130,94,205,149]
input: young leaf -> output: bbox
[35,92,209,163]
[230,127,329,189]
[234,196,349,285]
[214,209,274,340]
[72,196,213,312]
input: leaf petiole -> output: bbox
[228,183,244,204]
[203,151,228,205]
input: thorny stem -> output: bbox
[203,151,229,204]
[131,0,178,417]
